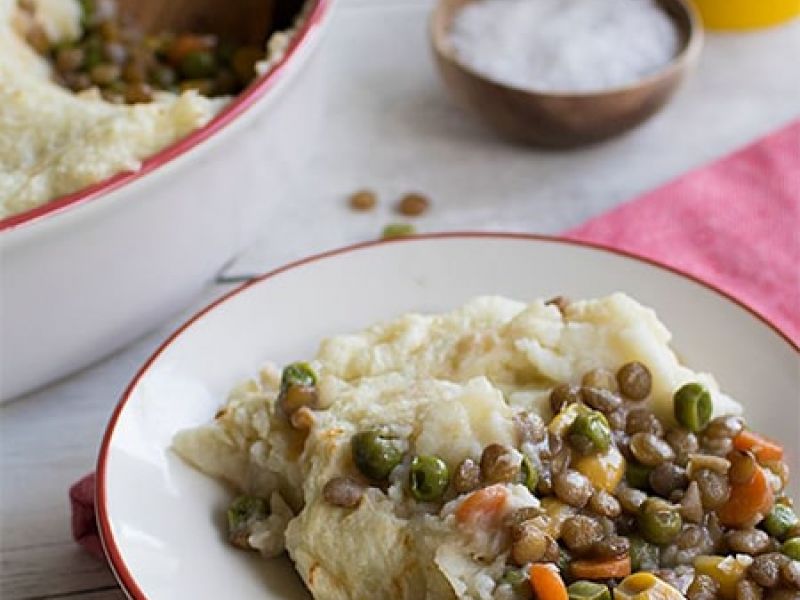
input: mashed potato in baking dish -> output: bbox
[0,0,309,218]
[174,294,800,600]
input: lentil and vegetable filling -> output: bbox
[21,0,265,103]
[230,358,798,599]
[174,295,796,600]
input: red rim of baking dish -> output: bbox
[0,0,331,233]
[96,232,799,600]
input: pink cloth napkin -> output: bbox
[70,119,800,561]
[567,119,800,346]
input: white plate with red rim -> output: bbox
[97,233,799,599]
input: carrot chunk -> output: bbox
[529,563,568,600]
[717,464,774,527]
[571,555,632,580]
[733,430,784,463]
[454,484,508,528]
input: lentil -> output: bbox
[589,489,622,519]
[607,408,628,431]
[591,534,630,559]
[705,415,745,439]
[511,521,551,565]
[729,450,758,485]
[693,468,731,509]
[582,368,618,392]
[649,463,688,498]
[749,553,788,588]
[616,362,652,400]
[481,444,521,484]
[630,433,675,467]
[562,515,605,555]
[727,529,772,555]
[349,190,377,211]
[553,469,593,508]
[581,387,622,414]
[618,486,648,514]
[515,412,547,444]
[666,429,699,467]
[702,436,734,457]
[626,409,664,436]
[396,193,430,216]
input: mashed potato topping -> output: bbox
[174,294,752,600]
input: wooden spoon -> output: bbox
[116,0,306,44]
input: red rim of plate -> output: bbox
[0,0,330,233]
[96,232,799,599]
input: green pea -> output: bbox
[637,498,682,545]
[626,461,653,490]
[181,50,217,79]
[351,430,404,481]
[764,504,799,540]
[673,382,712,432]
[409,455,449,502]
[382,223,415,239]
[781,537,800,561]
[227,495,267,549]
[281,362,316,389]
[568,410,612,455]
[278,362,318,415]
[568,581,611,600]
[628,535,660,571]
[520,454,539,493]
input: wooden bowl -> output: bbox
[430,0,703,148]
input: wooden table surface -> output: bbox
[2,1,799,597]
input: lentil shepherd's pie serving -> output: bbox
[174,294,800,600]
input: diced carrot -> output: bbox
[529,563,568,600]
[733,430,784,463]
[717,464,774,528]
[454,484,508,528]
[571,555,632,580]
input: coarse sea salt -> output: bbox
[450,0,681,93]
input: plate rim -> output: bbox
[95,231,799,599]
